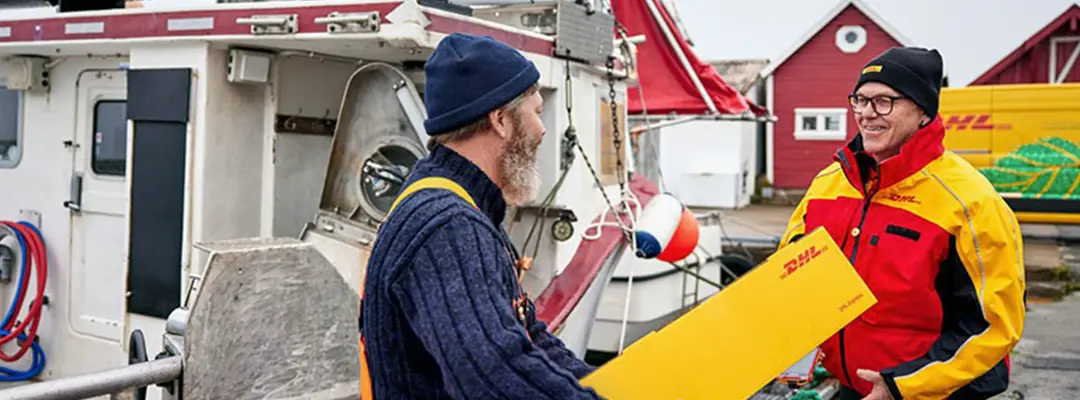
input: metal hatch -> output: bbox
[300,62,428,292]
[318,61,428,230]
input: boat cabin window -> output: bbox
[92,100,127,176]
[0,82,21,168]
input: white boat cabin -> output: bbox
[0,0,741,398]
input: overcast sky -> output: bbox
[670,0,1079,86]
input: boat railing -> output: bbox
[0,356,182,400]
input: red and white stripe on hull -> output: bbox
[0,0,555,55]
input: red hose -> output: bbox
[4,228,29,331]
[0,222,47,363]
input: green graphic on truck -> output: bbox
[979,137,1080,200]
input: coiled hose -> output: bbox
[0,221,47,381]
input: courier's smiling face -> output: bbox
[853,82,928,161]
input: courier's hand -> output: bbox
[856,369,893,400]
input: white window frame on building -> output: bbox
[0,79,23,169]
[794,107,847,141]
[1049,36,1080,84]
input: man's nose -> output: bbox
[859,104,879,119]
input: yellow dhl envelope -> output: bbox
[580,227,876,400]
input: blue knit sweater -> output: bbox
[361,144,601,399]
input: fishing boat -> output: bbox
[0,0,839,398]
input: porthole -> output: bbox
[358,140,423,220]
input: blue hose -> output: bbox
[0,333,45,381]
[0,221,47,381]
[0,224,29,329]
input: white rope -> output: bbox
[593,190,642,355]
[581,190,643,241]
[617,241,637,354]
[576,187,647,355]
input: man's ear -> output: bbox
[489,109,511,139]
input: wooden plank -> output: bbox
[184,237,360,400]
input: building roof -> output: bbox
[969,4,1080,85]
[758,0,912,78]
[708,59,770,94]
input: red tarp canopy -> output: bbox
[614,0,769,116]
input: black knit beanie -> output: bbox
[423,33,540,135]
[854,47,944,117]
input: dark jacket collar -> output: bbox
[834,115,945,195]
[410,144,508,225]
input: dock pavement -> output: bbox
[993,292,1080,400]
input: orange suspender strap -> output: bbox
[359,177,477,400]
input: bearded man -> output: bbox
[358,33,602,399]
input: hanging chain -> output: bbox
[561,56,634,245]
[561,58,606,206]
[560,60,577,172]
[607,56,627,197]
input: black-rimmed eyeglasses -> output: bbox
[847,94,905,116]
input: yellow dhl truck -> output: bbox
[941,82,1080,224]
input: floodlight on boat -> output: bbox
[227,48,273,85]
[0,56,49,93]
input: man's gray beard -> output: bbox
[500,121,542,207]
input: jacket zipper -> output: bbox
[839,187,876,388]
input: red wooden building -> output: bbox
[759,0,912,189]
[970,4,1080,85]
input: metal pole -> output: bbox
[722,236,782,246]
[630,115,701,133]
[629,114,778,134]
[666,261,722,289]
[0,356,182,400]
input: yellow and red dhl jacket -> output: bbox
[780,116,1026,399]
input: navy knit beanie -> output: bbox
[423,33,541,135]
[854,46,944,117]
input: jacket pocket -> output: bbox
[884,224,921,241]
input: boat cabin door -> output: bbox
[67,69,130,349]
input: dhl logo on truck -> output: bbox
[943,114,1012,131]
[780,245,827,279]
